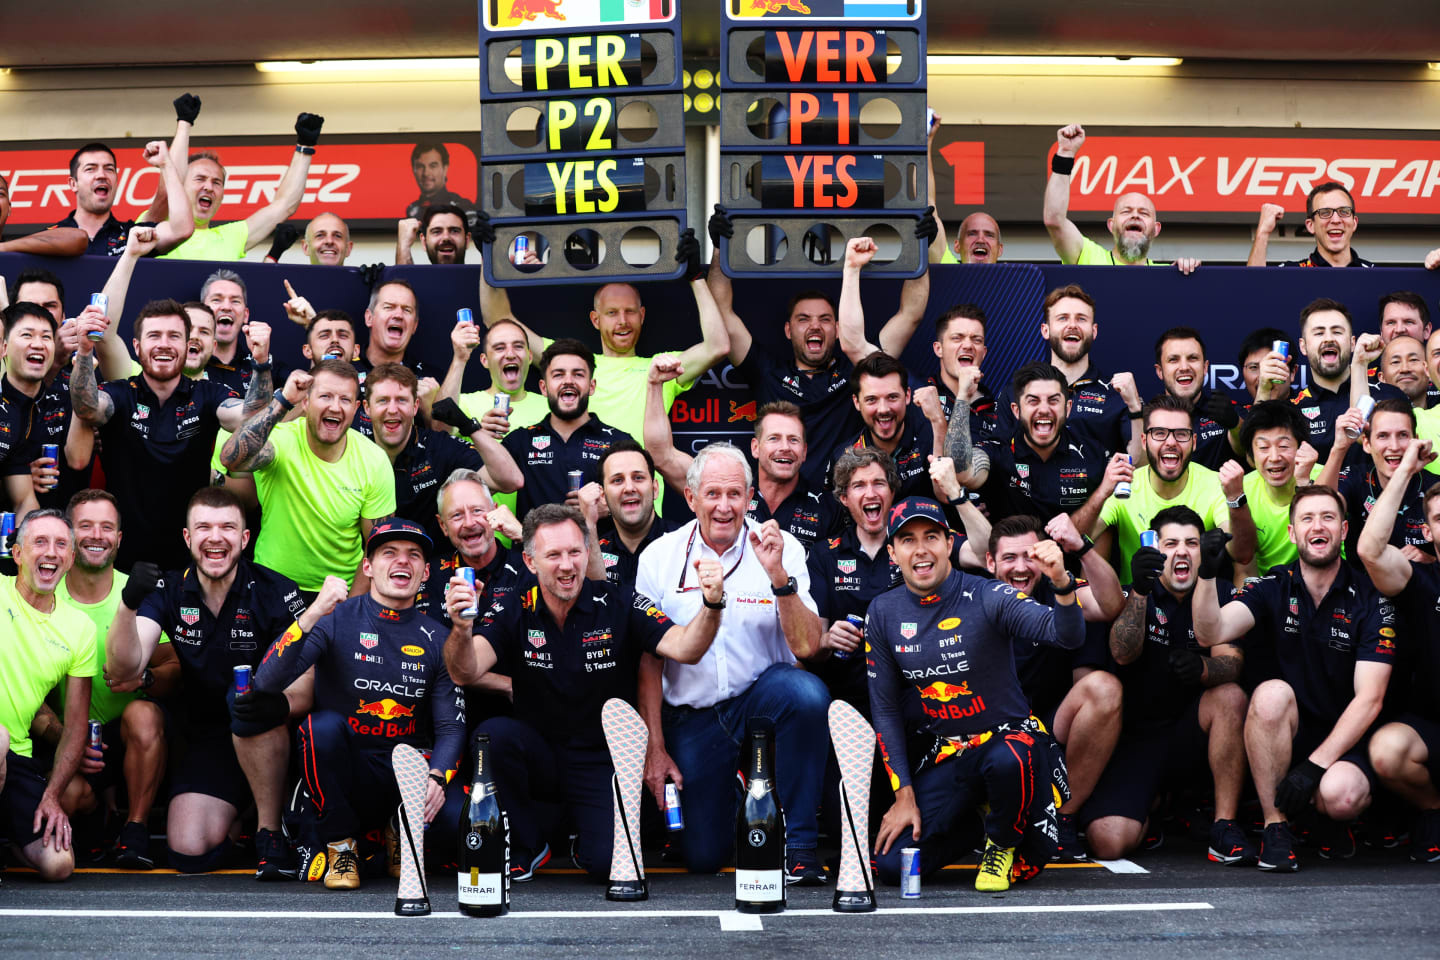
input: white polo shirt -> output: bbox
[635,517,816,710]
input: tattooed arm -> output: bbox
[1203,644,1244,686]
[69,350,115,426]
[221,370,310,472]
[1108,588,1148,666]
[241,364,274,417]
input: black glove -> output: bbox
[1130,546,1166,594]
[914,204,938,244]
[1169,648,1205,686]
[232,688,290,729]
[675,227,704,281]
[359,263,386,289]
[707,203,733,249]
[1274,759,1325,819]
[294,112,325,147]
[1197,528,1233,579]
[430,398,481,436]
[1203,391,1240,430]
[470,209,496,248]
[173,93,202,125]
[121,562,162,610]
[266,223,300,262]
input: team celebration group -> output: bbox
[5,95,1440,899]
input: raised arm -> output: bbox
[838,237,882,362]
[1073,453,1130,540]
[945,367,990,488]
[652,563,724,664]
[1042,124,1088,264]
[876,209,935,356]
[441,577,502,687]
[222,370,310,471]
[1246,203,1284,267]
[94,226,161,380]
[643,355,693,494]
[1192,530,1257,646]
[473,213,547,359]
[0,229,88,257]
[105,564,166,681]
[143,136,195,254]
[674,232,730,386]
[1047,512,1125,621]
[1218,461,1257,565]
[241,113,322,251]
[926,114,948,264]
[1358,439,1431,595]
[395,217,420,266]
[704,205,753,366]
[69,343,115,427]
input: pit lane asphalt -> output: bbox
[5,839,1438,959]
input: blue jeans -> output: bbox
[662,663,830,873]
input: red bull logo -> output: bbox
[356,698,416,721]
[263,621,304,663]
[728,400,757,422]
[751,0,812,14]
[917,680,972,702]
[508,0,565,22]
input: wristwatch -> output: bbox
[273,389,295,412]
[771,576,798,597]
[1225,492,1248,509]
[703,593,727,610]
[1052,573,1080,595]
[140,668,155,690]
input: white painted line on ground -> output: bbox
[1095,859,1150,874]
[718,911,765,930]
[0,901,1210,921]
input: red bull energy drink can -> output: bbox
[0,512,14,558]
[1140,530,1158,549]
[1271,339,1290,384]
[664,782,684,831]
[493,394,511,415]
[457,308,475,325]
[900,848,921,898]
[88,720,103,752]
[1346,395,1375,440]
[568,470,584,493]
[514,235,530,258]
[1114,454,1132,499]
[88,293,108,341]
[42,443,59,463]
[836,613,865,661]
[233,664,252,697]
[458,566,479,619]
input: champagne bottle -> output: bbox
[458,734,509,917]
[735,718,785,913]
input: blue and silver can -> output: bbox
[233,664,252,697]
[568,470,585,493]
[456,307,475,325]
[1114,454,1133,500]
[900,847,921,898]
[514,235,530,258]
[664,782,684,832]
[835,613,865,661]
[493,394,511,415]
[1140,530,1158,549]
[0,512,14,558]
[458,566,479,619]
[1272,340,1289,362]
[87,293,108,341]
[42,443,59,463]
[88,720,103,752]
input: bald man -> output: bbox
[1042,123,1200,275]
[302,213,352,266]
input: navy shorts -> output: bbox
[1080,697,1208,827]
[1389,713,1440,787]
[168,720,251,810]
[0,750,50,846]
[1294,714,1378,792]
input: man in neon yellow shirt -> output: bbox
[1074,396,1256,583]
[475,219,729,449]
[160,112,324,261]
[220,359,395,595]
[1042,122,1200,274]
[39,490,177,868]
[1236,401,1310,573]
[0,509,96,882]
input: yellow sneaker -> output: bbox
[975,839,1014,892]
[323,838,361,891]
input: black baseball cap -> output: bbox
[886,497,950,541]
[365,516,433,558]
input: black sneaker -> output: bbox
[255,827,299,881]
[1053,812,1086,862]
[1410,809,1440,863]
[785,848,829,886]
[509,842,551,882]
[1258,821,1299,872]
[1315,820,1356,860]
[1207,818,1257,866]
[111,820,155,870]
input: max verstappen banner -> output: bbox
[931,125,1440,226]
[0,136,481,230]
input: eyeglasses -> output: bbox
[1310,206,1355,220]
[1145,427,1194,442]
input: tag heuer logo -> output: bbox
[136,404,151,420]
[532,435,551,450]
[900,621,917,639]
[1301,406,1320,420]
[359,632,379,650]
[179,606,199,625]
[528,629,547,648]
[837,559,856,574]
[1016,463,1029,478]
